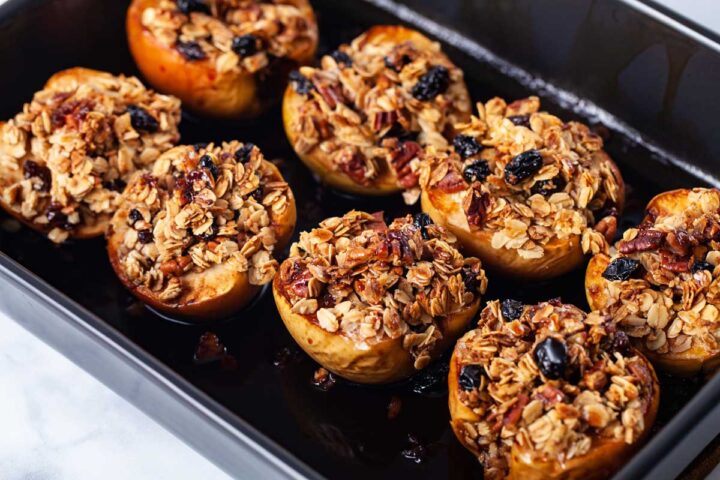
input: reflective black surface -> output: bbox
[0,0,716,478]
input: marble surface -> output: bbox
[1,1,720,479]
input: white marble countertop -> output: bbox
[2,1,720,479]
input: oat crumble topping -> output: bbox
[277,211,487,369]
[596,188,720,358]
[140,0,317,74]
[0,71,181,242]
[111,142,292,301]
[420,96,622,260]
[287,27,471,191]
[454,300,655,478]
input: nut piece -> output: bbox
[107,142,296,321]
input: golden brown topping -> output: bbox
[140,0,317,74]
[420,96,622,259]
[0,70,181,242]
[455,300,655,479]
[278,211,486,367]
[287,26,470,189]
[112,142,292,300]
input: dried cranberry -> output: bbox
[413,212,433,240]
[137,229,154,244]
[177,0,210,14]
[534,337,567,380]
[504,149,543,185]
[329,50,352,67]
[692,260,714,273]
[22,160,51,192]
[602,257,641,281]
[176,40,206,61]
[508,115,530,128]
[128,208,143,223]
[459,364,484,390]
[289,70,314,95]
[127,105,159,132]
[453,134,482,159]
[501,299,524,321]
[411,66,450,101]
[103,178,127,192]
[199,154,219,178]
[234,143,255,163]
[531,176,565,196]
[231,34,258,57]
[463,160,490,183]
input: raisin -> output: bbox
[234,143,255,163]
[692,260,714,273]
[251,187,264,202]
[329,50,352,67]
[462,266,479,293]
[534,337,567,380]
[137,229,154,244]
[463,160,490,183]
[607,330,633,356]
[127,105,159,132]
[413,212,433,240]
[177,0,210,15]
[231,34,258,57]
[289,70,314,95]
[411,66,450,101]
[409,360,449,396]
[501,299,524,321]
[193,142,208,152]
[199,154,219,178]
[508,115,530,128]
[103,178,127,192]
[453,134,482,159]
[602,257,641,281]
[176,40,206,61]
[458,364,484,390]
[504,149,543,185]
[46,203,72,230]
[22,160,51,192]
[531,176,565,196]
[384,53,412,72]
[128,208,143,223]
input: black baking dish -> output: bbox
[1,0,720,478]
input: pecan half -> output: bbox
[619,229,665,254]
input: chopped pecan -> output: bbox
[594,215,617,243]
[463,188,490,230]
[436,168,466,193]
[619,229,665,254]
[503,393,529,427]
[390,140,421,188]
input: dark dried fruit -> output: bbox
[231,34,258,57]
[531,176,565,196]
[193,142,208,152]
[692,260,714,273]
[618,229,665,254]
[461,266,479,293]
[458,364,484,391]
[464,189,490,228]
[534,337,567,380]
[128,208,143,223]
[251,187,264,202]
[508,115,530,128]
[23,160,51,192]
[463,160,490,183]
[176,40,206,61]
[289,70,314,95]
[137,229,154,244]
[602,257,641,281]
[177,0,210,14]
[103,178,127,192]
[199,154,219,178]
[127,104,159,132]
[329,50,352,67]
[46,203,73,231]
[382,123,418,142]
[453,134,482,159]
[504,149,543,185]
[606,330,633,356]
[234,143,255,163]
[413,212,433,240]
[384,53,412,72]
[411,66,449,101]
[501,299,524,321]
[409,360,449,396]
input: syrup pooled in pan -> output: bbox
[0,0,711,478]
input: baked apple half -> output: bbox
[273,210,487,384]
[107,142,296,321]
[0,67,181,242]
[420,96,625,280]
[586,188,720,376]
[127,0,318,118]
[449,299,659,479]
[282,25,471,197]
